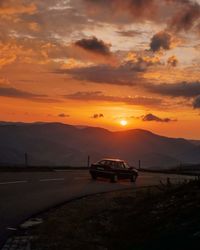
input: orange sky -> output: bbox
[0,0,200,139]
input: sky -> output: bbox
[0,0,200,139]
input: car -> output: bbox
[89,158,138,183]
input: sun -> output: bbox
[120,120,128,126]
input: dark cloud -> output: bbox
[167,55,178,67]
[170,2,200,32]
[91,113,104,119]
[56,64,140,86]
[141,113,176,122]
[58,113,70,118]
[64,91,163,107]
[82,0,158,23]
[116,30,142,37]
[0,87,45,98]
[81,0,200,33]
[145,82,200,98]
[56,53,161,85]
[0,86,60,103]
[64,91,104,101]
[74,37,111,56]
[150,31,172,52]
[193,96,200,109]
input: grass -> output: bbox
[27,180,200,250]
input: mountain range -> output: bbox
[0,122,200,169]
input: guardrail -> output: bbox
[0,166,89,172]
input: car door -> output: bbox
[121,162,131,178]
[116,162,128,178]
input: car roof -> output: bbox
[100,158,124,162]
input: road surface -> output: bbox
[0,170,195,246]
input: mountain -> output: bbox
[0,122,199,169]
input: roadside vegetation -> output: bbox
[24,179,200,250]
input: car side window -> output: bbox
[110,161,116,168]
[99,160,106,165]
[115,162,123,169]
[103,160,111,166]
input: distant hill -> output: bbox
[189,140,200,146]
[0,122,199,169]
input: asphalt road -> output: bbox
[0,170,195,246]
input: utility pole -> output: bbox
[87,155,90,168]
[25,152,28,167]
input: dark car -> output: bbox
[89,158,138,183]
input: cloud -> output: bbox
[116,30,142,37]
[74,37,111,56]
[141,113,177,122]
[56,52,161,85]
[150,31,172,52]
[56,64,140,85]
[64,91,163,107]
[0,0,199,115]
[0,36,112,70]
[0,0,197,72]
[0,1,91,48]
[91,113,104,119]
[193,96,200,109]
[81,0,200,34]
[0,86,45,98]
[58,113,70,118]
[0,39,50,68]
[0,86,59,103]
[169,1,200,32]
[145,82,200,98]
[0,1,37,15]
[167,55,178,67]
[125,52,161,69]
[81,0,158,24]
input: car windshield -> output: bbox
[123,162,130,168]
[97,160,111,165]
[97,160,105,165]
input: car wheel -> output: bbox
[130,174,137,182]
[91,173,97,180]
[111,174,118,183]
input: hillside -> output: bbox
[28,181,200,250]
[0,122,199,168]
